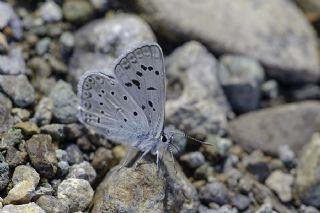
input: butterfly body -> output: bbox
[78,42,169,161]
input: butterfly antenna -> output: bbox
[168,131,215,146]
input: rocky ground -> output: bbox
[0,0,320,212]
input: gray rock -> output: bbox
[32,97,53,126]
[28,57,52,78]
[231,194,250,211]
[66,144,83,165]
[0,92,14,133]
[26,134,58,178]
[57,161,69,176]
[228,101,320,155]
[166,41,231,136]
[0,153,9,191]
[34,183,54,199]
[278,145,295,165]
[0,128,23,150]
[266,170,293,202]
[0,203,46,213]
[0,75,35,107]
[3,180,35,204]
[68,13,155,87]
[36,38,51,55]
[36,195,69,213]
[243,151,270,182]
[131,0,320,84]
[296,132,320,208]
[66,161,96,184]
[180,151,205,169]
[12,165,40,187]
[91,147,114,179]
[0,2,22,39]
[0,48,26,75]
[62,0,94,23]
[40,124,67,141]
[5,146,27,168]
[12,108,30,122]
[57,178,94,212]
[218,55,265,113]
[91,153,199,212]
[199,182,230,205]
[49,80,78,123]
[38,1,62,22]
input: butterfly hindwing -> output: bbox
[78,71,149,145]
[114,43,165,138]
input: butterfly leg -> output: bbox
[168,144,177,174]
[133,148,151,169]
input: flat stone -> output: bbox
[14,122,40,136]
[266,170,293,202]
[296,132,320,208]
[57,178,94,212]
[131,0,320,84]
[3,181,35,204]
[0,203,45,213]
[68,13,155,87]
[26,134,58,178]
[0,75,35,107]
[166,41,231,136]
[49,80,78,124]
[36,195,69,213]
[228,101,320,155]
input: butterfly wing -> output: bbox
[77,71,150,145]
[114,43,165,138]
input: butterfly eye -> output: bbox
[162,135,167,142]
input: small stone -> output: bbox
[32,97,53,126]
[63,0,94,23]
[56,149,69,162]
[0,48,26,75]
[14,122,40,136]
[238,177,253,194]
[12,165,40,187]
[180,151,205,169]
[299,205,320,213]
[36,195,69,213]
[199,182,230,205]
[244,151,270,182]
[11,108,30,122]
[0,75,35,107]
[261,80,279,100]
[90,0,109,10]
[266,170,293,202]
[0,2,22,40]
[201,135,232,162]
[36,38,51,55]
[59,31,74,60]
[28,57,52,78]
[0,128,23,150]
[194,163,214,180]
[218,55,265,113]
[57,178,94,212]
[4,180,35,204]
[231,193,250,211]
[66,144,84,165]
[0,202,45,213]
[57,161,69,176]
[0,154,9,191]
[48,56,67,75]
[91,147,114,179]
[5,146,27,168]
[66,161,96,184]
[38,1,62,22]
[40,124,66,141]
[33,183,54,199]
[49,80,78,124]
[26,134,58,178]
[278,145,295,165]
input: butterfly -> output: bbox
[77,42,180,169]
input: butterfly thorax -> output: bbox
[134,132,170,155]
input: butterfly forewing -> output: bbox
[114,43,165,138]
[78,71,149,145]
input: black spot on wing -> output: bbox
[147,87,156,90]
[106,75,115,79]
[148,101,153,107]
[148,66,153,71]
[141,65,147,71]
[155,71,159,75]
[125,82,132,87]
[136,71,143,77]
[132,79,141,89]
